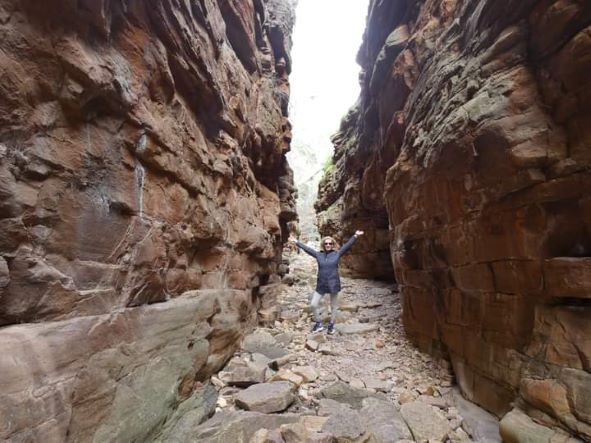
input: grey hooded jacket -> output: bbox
[296,235,357,294]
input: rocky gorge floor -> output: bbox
[165,252,502,442]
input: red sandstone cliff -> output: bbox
[0,0,296,440]
[317,0,591,440]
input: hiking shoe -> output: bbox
[311,321,324,333]
[327,322,335,335]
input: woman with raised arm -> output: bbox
[289,230,364,334]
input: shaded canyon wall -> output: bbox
[316,106,394,280]
[0,0,296,440]
[317,0,591,440]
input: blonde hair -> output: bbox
[320,236,338,252]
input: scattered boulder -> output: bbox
[400,401,453,442]
[306,334,327,351]
[292,366,318,383]
[210,376,225,389]
[235,382,296,414]
[271,369,304,387]
[360,397,413,442]
[319,382,383,409]
[419,385,438,396]
[280,422,317,443]
[243,331,289,359]
[398,390,417,405]
[219,356,267,387]
[282,423,307,442]
[321,407,365,442]
[280,420,334,443]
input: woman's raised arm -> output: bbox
[289,235,318,258]
[295,240,318,258]
[338,230,364,257]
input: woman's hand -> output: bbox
[355,230,364,237]
[288,235,297,244]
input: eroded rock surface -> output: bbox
[316,0,591,440]
[0,0,296,440]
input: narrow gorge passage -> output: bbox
[0,0,589,442]
[187,251,502,442]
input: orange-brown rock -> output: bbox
[317,0,591,440]
[316,103,395,280]
[0,0,296,440]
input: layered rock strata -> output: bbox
[317,0,591,440]
[0,0,296,440]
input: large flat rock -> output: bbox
[235,381,295,413]
[242,330,289,360]
[0,292,242,442]
[400,401,452,442]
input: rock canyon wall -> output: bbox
[0,0,296,440]
[317,0,591,440]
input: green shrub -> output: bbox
[323,157,334,174]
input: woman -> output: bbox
[290,230,364,334]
